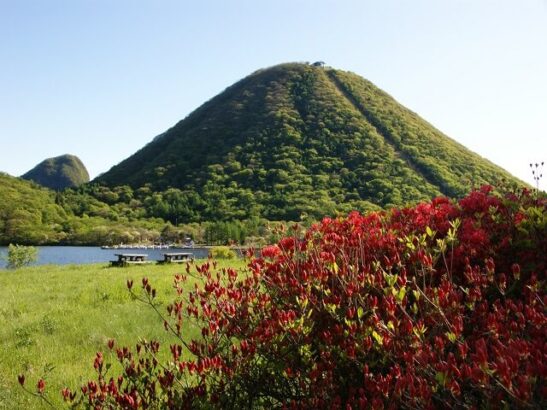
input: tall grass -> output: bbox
[0,260,245,409]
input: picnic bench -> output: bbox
[110,253,149,267]
[158,252,192,264]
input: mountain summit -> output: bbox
[96,63,520,221]
[23,154,89,190]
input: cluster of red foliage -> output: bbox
[21,187,546,408]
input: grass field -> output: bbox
[0,259,246,409]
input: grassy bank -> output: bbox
[0,259,246,409]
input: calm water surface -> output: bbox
[0,246,211,269]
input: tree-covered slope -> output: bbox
[0,172,68,244]
[22,154,90,190]
[0,173,165,246]
[96,63,522,221]
[326,70,516,197]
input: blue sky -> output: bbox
[1,0,546,184]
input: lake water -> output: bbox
[0,246,212,269]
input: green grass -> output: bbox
[0,259,246,409]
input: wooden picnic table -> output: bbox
[158,252,192,264]
[110,253,149,267]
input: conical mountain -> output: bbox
[96,63,521,221]
[22,154,90,190]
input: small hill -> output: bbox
[96,63,522,221]
[22,154,89,190]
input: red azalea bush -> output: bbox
[22,187,546,409]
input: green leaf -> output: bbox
[436,238,447,253]
[396,287,406,303]
[326,303,337,314]
[384,273,397,287]
[435,371,446,387]
[372,330,383,345]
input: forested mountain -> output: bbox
[22,154,89,190]
[1,63,526,245]
[96,63,521,221]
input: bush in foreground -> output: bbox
[208,245,238,260]
[22,187,545,408]
[5,244,38,269]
